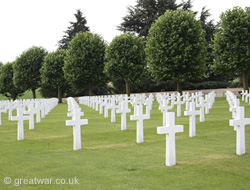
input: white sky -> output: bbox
[0,0,249,63]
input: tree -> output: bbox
[117,0,198,39]
[199,7,216,80]
[212,7,250,91]
[200,7,215,42]
[64,32,106,96]
[13,46,47,99]
[58,9,89,49]
[0,62,24,100]
[145,9,207,94]
[40,49,66,103]
[104,33,146,96]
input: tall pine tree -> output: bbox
[58,9,89,49]
[118,0,198,38]
[199,7,216,80]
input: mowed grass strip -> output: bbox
[0,97,250,190]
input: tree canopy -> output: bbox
[13,46,47,99]
[117,0,198,39]
[104,33,146,96]
[0,62,24,100]
[118,0,180,38]
[145,9,207,93]
[40,49,66,103]
[212,6,250,90]
[58,9,89,49]
[64,32,106,96]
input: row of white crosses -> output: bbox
[80,91,216,167]
[226,90,249,155]
[226,91,240,119]
[240,90,250,104]
[79,94,154,143]
[156,91,216,166]
[186,92,216,137]
[66,97,88,151]
[7,98,59,141]
[156,91,216,137]
[79,91,217,166]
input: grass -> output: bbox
[0,97,250,189]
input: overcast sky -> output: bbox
[0,0,249,63]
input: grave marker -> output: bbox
[116,97,131,131]
[130,104,149,143]
[229,106,250,155]
[107,97,119,123]
[24,104,36,130]
[66,108,88,150]
[157,112,184,166]
[197,97,205,122]
[11,107,29,141]
[184,102,200,137]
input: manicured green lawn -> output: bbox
[0,97,249,189]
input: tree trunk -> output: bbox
[12,93,17,101]
[177,81,182,95]
[32,88,36,99]
[88,81,93,96]
[126,82,131,97]
[242,70,249,92]
[58,87,62,103]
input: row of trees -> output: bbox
[0,1,248,102]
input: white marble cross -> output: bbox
[245,93,250,103]
[196,97,205,122]
[229,98,240,119]
[184,93,191,111]
[174,94,184,117]
[240,90,245,101]
[24,104,36,130]
[66,108,88,150]
[103,97,110,118]
[204,95,210,114]
[35,101,41,123]
[229,106,250,155]
[98,97,104,114]
[131,96,141,115]
[8,102,14,121]
[170,94,175,110]
[95,97,100,111]
[157,112,184,166]
[144,98,153,119]
[159,98,173,126]
[41,101,45,119]
[108,97,119,123]
[184,101,200,137]
[130,104,149,143]
[116,97,131,131]
[99,101,104,115]
[11,107,29,141]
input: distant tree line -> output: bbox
[0,1,249,101]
